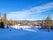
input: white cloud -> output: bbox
[30,2,53,13]
[7,2,53,20]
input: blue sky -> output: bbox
[0,0,53,20]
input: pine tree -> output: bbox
[45,14,52,32]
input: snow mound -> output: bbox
[11,25,31,29]
[10,25,37,32]
[23,29,37,32]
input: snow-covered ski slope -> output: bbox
[0,26,53,40]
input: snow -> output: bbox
[11,25,32,29]
[0,26,53,40]
[23,28,37,32]
[10,25,37,32]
